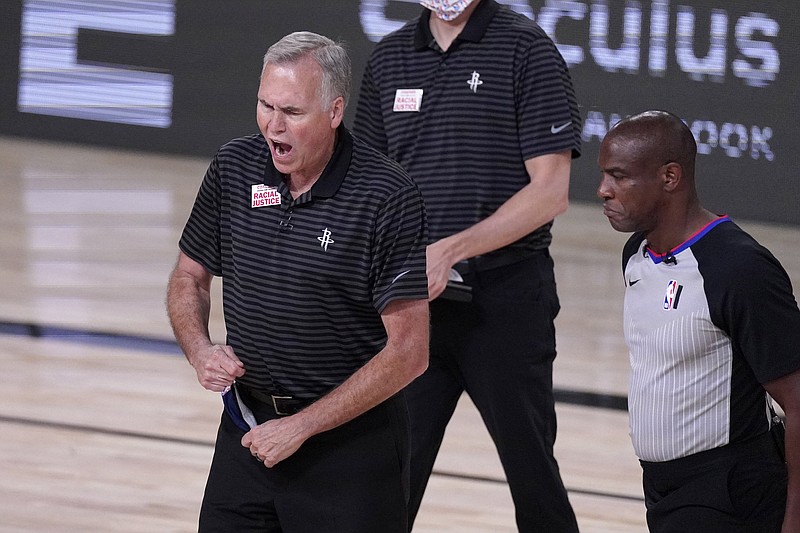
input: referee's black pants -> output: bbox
[406,252,579,532]
[199,392,410,533]
[641,431,787,532]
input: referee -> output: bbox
[167,32,429,532]
[598,110,800,532]
[354,1,581,531]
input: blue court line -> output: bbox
[0,320,184,355]
[0,413,644,503]
[0,319,629,411]
[0,319,639,502]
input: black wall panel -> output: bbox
[1,1,796,224]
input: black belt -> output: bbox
[454,247,548,275]
[237,384,315,416]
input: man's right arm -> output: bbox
[166,251,243,392]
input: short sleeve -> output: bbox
[515,33,582,160]
[704,234,800,383]
[353,57,390,156]
[178,156,222,276]
[370,183,428,313]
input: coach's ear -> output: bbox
[330,96,344,129]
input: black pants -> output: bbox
[641,431,787,532]
[199,392,410,533]
[406,252,579,532]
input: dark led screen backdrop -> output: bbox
[0,1,797,224]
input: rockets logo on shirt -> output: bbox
[663,280,684,310]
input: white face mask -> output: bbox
[419,0,477,21]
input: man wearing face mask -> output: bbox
[354,1,582,531]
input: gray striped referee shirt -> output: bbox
[354,0,581,257]
[179,126,428,399]
[623,217,800,462]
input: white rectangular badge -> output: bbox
[251,184,281,208]
[393,89,423,112]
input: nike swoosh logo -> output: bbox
[392,270,411,284]
[550,121,571,134]
[629,279,641,286]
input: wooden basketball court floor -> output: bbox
[1,135,798,532]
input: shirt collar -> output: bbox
[414,0,499,51]
[263,124,353,200]
[644,216,731,264]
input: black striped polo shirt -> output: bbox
[179,126,428,399]
[354,0,581,256]
[622,217,800,461]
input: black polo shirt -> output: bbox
[354,0,582,257]
[179,126,428,398]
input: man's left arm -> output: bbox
[764,370,800,533]
[426,150,571,299]
[241,297,429,467]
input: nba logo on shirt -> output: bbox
[663,280,683,310]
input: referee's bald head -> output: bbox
[605,110,697,182]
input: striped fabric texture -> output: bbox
[622,219,800,462]
[353,0,581,252]
[179,127,428,398]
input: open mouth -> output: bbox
[272,140,292,157]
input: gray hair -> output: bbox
[262,31,351,109]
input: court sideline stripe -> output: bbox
[0,321,628,411]
[0,319,629,411]
[0,413,644,503]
